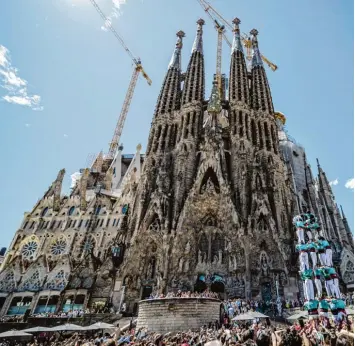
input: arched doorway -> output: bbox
[211,281,225,294]
[194,279,207,293]
[211,281,225,299]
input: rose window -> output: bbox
[22,240,38,259]
[50,239,67,256]
[80,237,95,253]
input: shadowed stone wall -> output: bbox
[137,298,221,333]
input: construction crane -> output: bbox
[197,0,278,72]
[214,19,225,97]
[89,0,152,159]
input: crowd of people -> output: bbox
[0,312,353,346]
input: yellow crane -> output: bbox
[89,0,152,159]
[214,19,225,97]
[197,0,278,72]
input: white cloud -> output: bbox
[329,178,339,186]
[25,123,31,127]
[0,44,43,110]
[63,134,68,137]
[0,45,7,67]
[101,0,126,31]
[70,172,82,188]
[345,178,355,190]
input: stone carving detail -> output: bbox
[260,251,271,277]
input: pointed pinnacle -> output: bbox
[250,28,259,36]
[232,17,241,26]
[197,18,205,26]
[177,30,185,38]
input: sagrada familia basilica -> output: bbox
[0,19,353,316]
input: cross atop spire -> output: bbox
[192,18,205,53]
[231,17,244,54]
[168,30,185,70]
[250,29,263,68]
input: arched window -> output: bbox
[41,207,49,217]
[95,205,101,215]
[68,206,75,216]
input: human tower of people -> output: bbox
[293,212,346,318]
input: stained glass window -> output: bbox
[50,239,67,256]
[45,269,69,291]
[22,240,38,259]
[80,237,95,254]
[41,207,49,217]
[68,206,75,216]
[18,270,42,292]
[0,271,16,292]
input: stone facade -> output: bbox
[0,18,353,317]
[137,298,221,333]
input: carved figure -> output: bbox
[260,252,270,277]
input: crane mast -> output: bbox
[197,0,278,71]
[108,67,140,157]
[215,20,224,98]
[89,0,152,159]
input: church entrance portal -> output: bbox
[141,285,152,300]
[194,280,207,293]
[211,281,225,294]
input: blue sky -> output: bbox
[0,0,353,247]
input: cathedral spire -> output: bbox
[340,205,354,248]
[249,29,274,114]
[231,18,244,54]
[250,29,264,68]
[191,18,204,53]
[182,19,205,105]
[316,158,333,194]
[168,30,185,70]
[340,205,346,219]
[154,31,185,117]
[229,17,249,105]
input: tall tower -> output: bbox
[316,159,352,249]
[131,31,185,235]
[172,19,206,227]
[228,18,251,217]
[120,21,297,305]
